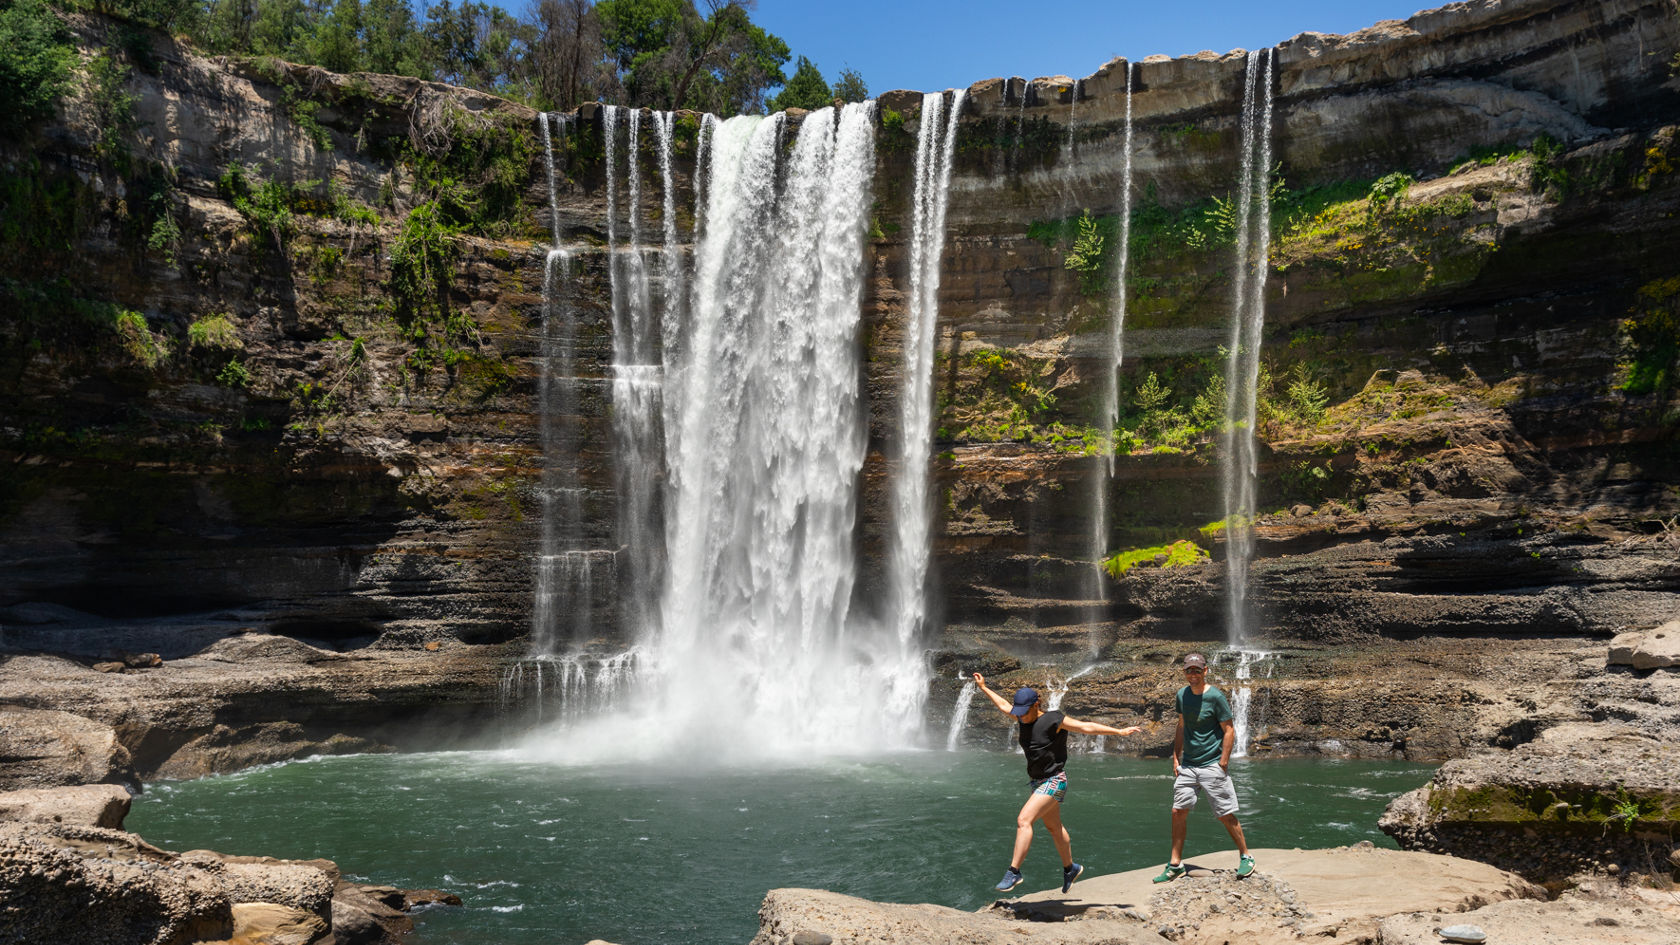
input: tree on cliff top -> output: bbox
[596,0,788,115]
[767,55,827,112]
[831,66,866,104]
[528,0,611,109]
[0,0,75,135]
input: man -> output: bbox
[972,672,1141,895]
[1153,652,1254,882]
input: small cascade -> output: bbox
[499,651,642,724]
[606,106,668,642]
[1011,79,1033,172]
[1084,62,1134,642]
[945,676,977,751]
[530,112,596,655]
[1220,48,1275,647]
[887,89,967,700]
[1043,676,1069,711]
[1063,78,1081,159]
[1229,648,1277,758]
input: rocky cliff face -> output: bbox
[2,0,1679,775]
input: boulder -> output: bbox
[330,880,415,945]
[175,851,336,916]
[0,783,131,828]
[0,821,232,944]
[227,902,330,945]
[1608,620,1680,670]
[0,706,133,790]
[1380,722,1680,884]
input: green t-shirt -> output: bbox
[1176,685,1233,768]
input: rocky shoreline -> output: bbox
[0,783,456,944]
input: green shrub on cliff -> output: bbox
[1620,276,1680,395]
[188,313,242,352]
[113,309,168,368]
[404,106,537,235]
[1103,539,1209,578]
[389,200,460,329]
[0,0,75,137]
[1063,209,1108,297]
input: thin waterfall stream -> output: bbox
[1221,48,1277,754]
[886,89,967,713]
[1085,62,1134,643]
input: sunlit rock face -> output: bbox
[1,0,1677,682]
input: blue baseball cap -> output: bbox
[1010,687,1040,716]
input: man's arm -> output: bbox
[1059,716,1142,738]
[971,673,1015,717]
[1219,718,1235,769]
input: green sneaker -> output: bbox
[1236,855,1255,878]
[1152,863,1187,884]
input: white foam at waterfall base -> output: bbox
[519,103,925,766]
[1228,647,1276,758]
[945,677,977,751]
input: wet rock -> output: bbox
[403,888,463,908]
[331,880,416,945]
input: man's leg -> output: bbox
[1169,806,1190,863]
[1041,798,1073,867]
[1011,791,1059,869]
[1205,766,1249,858]
[1216,812,1248,857]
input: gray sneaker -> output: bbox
[995,867,1023,892]
[1062,862,1084,893]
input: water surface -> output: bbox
[129,751,1431,945]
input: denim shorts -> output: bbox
[1029,772,1068,802]
[1172,763,1239,817]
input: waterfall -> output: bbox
[1063,78,1081,159]
[1230,649,1276,758]
[608,107,667,642]
[528,112,597,658]
[1086,62,1134,640]
[621,102,889,758]
[499,651,640,724]
[1011,79,1033,172]
[887,89,966,708]
[1044,676,1069,711]
[945,677,977,751]
[1221,49,1274,648]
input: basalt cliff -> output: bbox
[2,0,1679,894]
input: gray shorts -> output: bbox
[1172,763,1240,818]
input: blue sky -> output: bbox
[753,1,1433,95]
